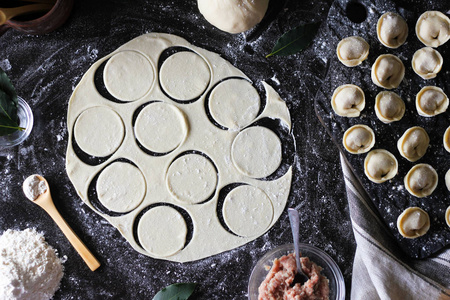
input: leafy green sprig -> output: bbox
[0,67,24,136]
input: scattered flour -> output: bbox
[0,228,65,300]
[22,175,47,201]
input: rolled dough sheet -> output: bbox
[66,33,292,262]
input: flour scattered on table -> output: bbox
[0,228,65,300]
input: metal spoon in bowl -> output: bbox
[23,174,101,271]
[288,208,309,285]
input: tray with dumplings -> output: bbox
[314,0,449,258]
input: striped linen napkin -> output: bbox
[340,154,450,300]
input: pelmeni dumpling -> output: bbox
[416,11,450,47]
[412,47,443,79]
[374,91,405,123]
[377,12,408,48]
[331,84,365,117]
[397,207,430,239]
[343,124,375,154]
[364,149,398,183]
[336,36,370,67]
[446,205,450,227]
[404,164,438,197]
[444,126,450,153]
[397,127,429,162]
[371,54,405,89]
[416,86,449,117]
[446,169,450,192]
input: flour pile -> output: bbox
[0,228,64,300]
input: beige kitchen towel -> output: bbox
[340,154,450,300]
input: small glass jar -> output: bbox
[0,97,33,148]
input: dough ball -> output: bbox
[412,47,443,79]
[223,185,273,237]
[377,12,408,48]
[444,126,450,153]
[374,91,405,123]
[231,126,282,178]
[371,54,405,89]
[342,124,375,154]
[74,106,125,157]
[167,154,217,204]
[160,51,210,101]
[209,79,260,130]
[104,51,154,101]
[364,149,398,183]
[397,126,429,162]
[331,84,365,117]
[404,164,438,198]
[397,207,430,239]
[197,0,269,34]
[336,36,370,67]
[96,162,146,213]
[137,206,187,257]
[134,102,187,153]
[415,86,449,117]
[416,11,450,47]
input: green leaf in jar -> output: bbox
[266,22,321,58]
[0,67,23,136]
[152,283,197,300]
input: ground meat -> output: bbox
[258,253,330,300]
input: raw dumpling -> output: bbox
[416,11,450,47]
[446,169,450,191]
[374,91,405,123]
[331,84,365,117]
[446,205,450,227]
[397,126,429,162]
[397,207,430,239]
[404,164,438,197]
[343,124,375,154]
[444,126,450,152]
[412,47,443,79]
[364,149,398,183]
[371,54,405,89]
[415,86,449,117]
[377,12,408,48]
[336,36,370,67]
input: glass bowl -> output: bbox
[248,243,345,300]
[0,97,33,148]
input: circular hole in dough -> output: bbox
[331,84,365,117]
[137,206,187,257]
[208,79,260,130]
[374,91,405,124]
[103,51,155,102]
[444,126,450,153]
[371,54,405,89]
[415,86,449,117]
[343,124,375,154]
[377,12,408,49]
[96,162,146,213]
[412,47,443,80]
[397,207,430,239]
[159,51,211,101]
[74,106,125,157]
[166,153,217,204]
[416,11,450,48]
[364,149,398,183]
[336,36,370,67]
[134,102,187,153]
[397,126,429,162]
[232,126,282,178]
[223,185,273,237]
[404,163,438,198]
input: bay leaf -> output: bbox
[0,68,21,136]
[152,283,197,300]
[266,22,321,58]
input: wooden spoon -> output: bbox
[0,3,53,25]
[23,174,101,271]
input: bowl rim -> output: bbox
[248,243,345,300]
[0,97,33,148]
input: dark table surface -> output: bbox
[1,0,445,299]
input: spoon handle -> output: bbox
[37,197,101,271]
[288,208,302,273]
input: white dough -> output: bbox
[209,79,260,130]
[134,102,187,153]
[74,106,125,157]
[159,51,210,101]
[197,0,269,34]
[66,33,292,262]
[97,162,146,213]
[137,206,187,257]
[166,154,217,204]
[223,185,273,237]
[104,51,155,101]
[231,126,282,178]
